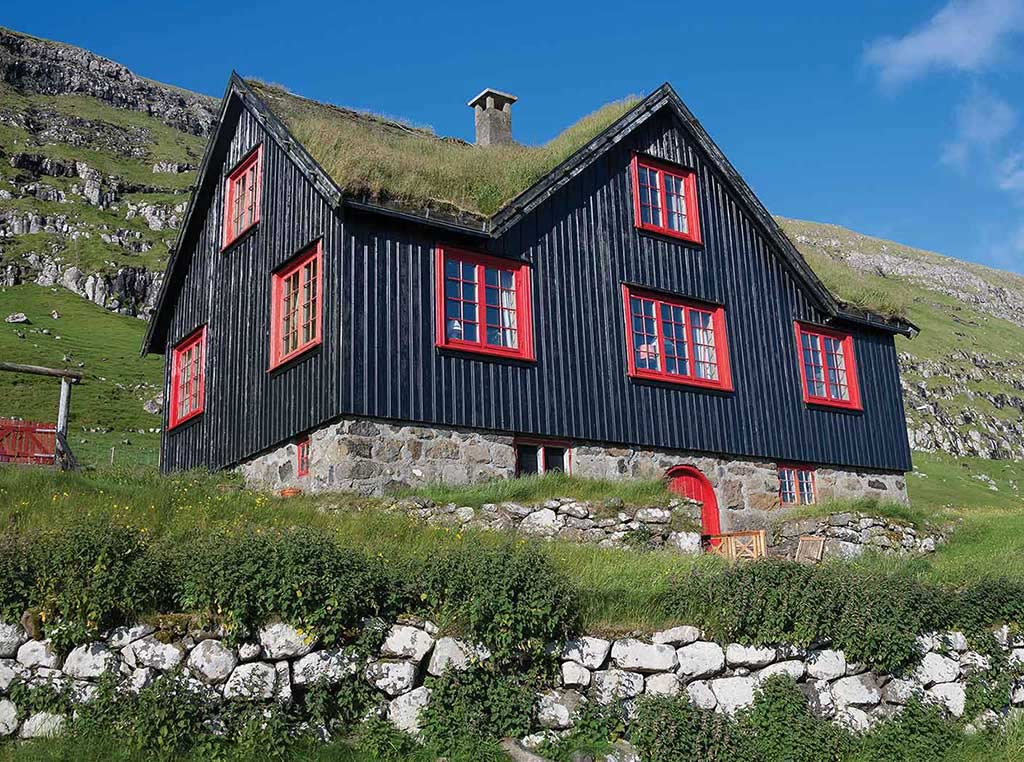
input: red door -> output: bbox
[667,465,721,536]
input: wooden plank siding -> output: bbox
[161,101,912,475]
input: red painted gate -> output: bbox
[667,465,721,536]
[0,419,56,465]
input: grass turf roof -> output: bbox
[247,80,639,220]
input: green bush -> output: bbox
[739,677,851,762]
[632,693,746,761]
[667,560,1024,672]
[850,698,961,762]
[419,665,536,755]
[418,541,577,666]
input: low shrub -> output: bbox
[851,698,962,762]
[667,560,1024,672]
[632,693,746,761]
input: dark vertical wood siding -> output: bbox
[162,104,913,474]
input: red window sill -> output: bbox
[168,408,204,431]
[635,219,703,245]
[804,396,863,412]
[268,338,322,372]
[628,367,733,392]
[437,339,536,363]
[221,220,260,253]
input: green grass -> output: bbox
[250,80,639,218]
[399,470,672,508]
[775,495,946,531]
[0,284,162,468]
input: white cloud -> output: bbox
[940,89,1018,168]
[865,0,1024,87]
[998,149,1024,191]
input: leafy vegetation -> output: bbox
[250,80,638,218]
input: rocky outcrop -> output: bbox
[1,252,161,317]
[0,26,217,136]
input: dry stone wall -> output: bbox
[1,617,1021,749]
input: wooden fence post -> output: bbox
[57,376,71,440]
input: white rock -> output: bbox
[186,640,238,685]
[223,662,278,700]
[427,637,489,676]
[561,661,591,688]
[676,642,725,679]
[927,683,966,717]
[832,674,881,708]
[19,712,64,739]
[71,680,98,704]
[726,644,777,668]
[127,667,156,693]
[604,739,641,762]
[0,659,25,691]
[806,649,846,680]
[668,531,702,554]
[274,661,291,703]
[0,700,17,737]
[0,623,27,659]
[519,508,563,536]
[837,707,871,732]
[388,686,431,737]
[537,689,585,729]
[63,642,117,679]
[653,626,701,646]
[944,631,969,653]
[1012,682,1024,705]
[916,653,959,686]
[882,677,917,705]
[757,659,805,682]
[128,636,184,671]
[381,624,435,663]
[917,633,940,653]
[710,676,757,714]
[592,669,645,704]
[259,622,315,659]
[106,624,155,649]
[293,650,360,686]
[804,679,836,718]
[961,651,991,673]
[611,639,677,673]
[16,640,60,669]
[686,679,717,709]
[635,508,671,523]
[238,643,262,662]
[365,660,417,697]
[645,673,681,696]
[562,637,611,670]
[1010,649,1024,667]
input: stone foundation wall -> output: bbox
[238,416,909,533]
[1,617,1020,746]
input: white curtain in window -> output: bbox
[500,279,517,348]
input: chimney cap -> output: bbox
[467,88,518,109]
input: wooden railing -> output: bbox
[0,419,57,465]
[704,529,767,561]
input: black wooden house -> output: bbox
[143,76,915,535]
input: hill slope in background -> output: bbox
[0,24,1021,469]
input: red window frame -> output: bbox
[434,246,535,361]
[630,154,702,244]
[621,285,733,391]
[270,241,323,370]
[169,326,206,430]
[514,438,573,476]
[296,436,310,477]
[779,465,817,505]
[222,145,263,249]
[794,322,862,410]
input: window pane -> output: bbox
[544,447,566,473]
[690,309,718,380]
[665,173,689,233]
[823,336,849,400]
[797,471,815,504]
[637,165,662,226]
[779,468,796,504]
[516,445,539,476]
[801,332,826,397]
[631,296,660,371]
[660,302,689,376]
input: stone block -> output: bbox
[676,642,725,680]
[611,639,677,673]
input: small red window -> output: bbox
[779,465,816,505]
[169,326,206,429]
[270,241,323,369]
[621,285,732,391]
[794,323,862,410]
[630,154,702,244]
[434,246,535,361]
[223,145,262,248]
[296,436,310,477]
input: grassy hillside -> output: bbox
[0,283,162,466]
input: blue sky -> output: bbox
[7,0,1024,272]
